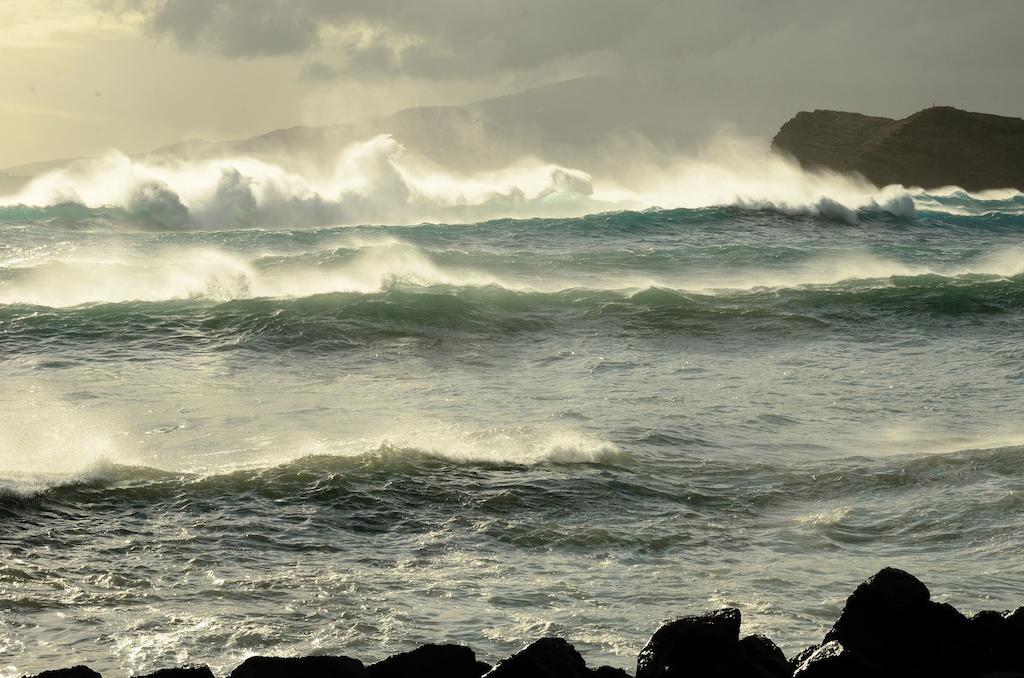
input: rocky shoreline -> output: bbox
[25,568,1024,678]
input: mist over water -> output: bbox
[2,146,1024,676]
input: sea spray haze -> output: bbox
[1,133,925,231]
[3,0,1024,676]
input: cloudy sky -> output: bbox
[2,0,1022,167]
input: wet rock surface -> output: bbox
[367,643,487,678]
[635,608,794,678]
[739,634,792,678]
[27,669,103,678]
[483,637,590,677]
[791,641,885,678]
[133,668,215,678]
[228,655,366,678]
[20,569,1024,678]
[635,607,742,677]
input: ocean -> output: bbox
[2,180,1023,675]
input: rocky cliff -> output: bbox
[772,106,1024,191]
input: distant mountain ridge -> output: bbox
[0,100,512,181]
[0,75,707,195]
[772,106,1024,191]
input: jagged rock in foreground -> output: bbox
[26,669,102,678]
[482,637,628,677]
[791,567,1024,678]
[820,566,968,676]
[771,106,1024,191]
[740,635,794,678]
[228,655,366,678]
[367,643,489,678]
[635,607,789,678]
[134,667,215,678]
[21,568,1024,678]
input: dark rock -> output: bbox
[483,637,589,678]
[824,568,975,677]
[971,610,1009,670]
[229,655,366,678]
[739,634,791,678]
[367,644,485,678]
[26,669,102,678]
[771,106,1024,191]
[637,607,768,678]
[824,568,930,667]
[792,641,886,678]
[970,608,1024,674]
[591,668,632,678]
[927,601,973,663]
[1003,607,1024,669]
[134,667,215,678]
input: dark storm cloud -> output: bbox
[126,0,1024,88]
[143,0,321,56]
[112,0,1024,140]
[125,0,682,73]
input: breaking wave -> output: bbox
[1,233,1021,308]
[3,133,1020,231]
[0,423,626,500]
[0,137,608,230]
[4,435,1021,513]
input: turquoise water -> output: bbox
[2,194,1023,676]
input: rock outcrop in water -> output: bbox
[228,655,366,678]
[635,607,790,678]
[136,669,214,678]
[771,106,1024,191]
[366,643,490,678]
[22,568,1024,678]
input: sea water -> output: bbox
[1,181,1023,675]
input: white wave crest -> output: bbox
[795,506,852,527]
[0,241,518,307]
[293,427,627,468]
[0,390,626,496]
[0,389,134,496]
[0,136,607,229]
[2,239,1022,308]
[4,130,1023,230]
[0,249,258,306]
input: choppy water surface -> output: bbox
[2,192,1024,676]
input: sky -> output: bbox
[2,0,1023,168]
